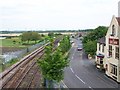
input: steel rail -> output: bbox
[2,47,44,88]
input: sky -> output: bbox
[0,0,120,31]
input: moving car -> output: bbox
[77,44,82,51]
[77,47,82,51]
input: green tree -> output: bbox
[38,47,68,88]
[21,31,32,43]
[82,26,108,57]
[82,26,108,43]
[38,36,70,88]
[21,31,40,44]
[59,36,71,54]
[31,32,40,43]
[83,41,97,57]
[48,32,54,38]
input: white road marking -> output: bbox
[69,40,93,89]
[89,86,94,90]
[89,86,92,88]
[61,80,68,88]
[70,67,74,73]
[75,75,85,84]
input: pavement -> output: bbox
[60,38,118,89]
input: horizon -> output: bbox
[0,29,92,32]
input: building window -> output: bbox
[102,44,104,52]
[100,58,103,64]
[99,43,101,51]
[109,45,112,57]
[115,47,119,60]
[106,64,108,71]
[110,64,117,76]
[111,25,115,36]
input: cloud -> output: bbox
[0,0,119,30]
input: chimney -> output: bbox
[118,1,120,17]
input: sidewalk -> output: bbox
[53,80,69,89]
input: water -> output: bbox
[0,37,6,39]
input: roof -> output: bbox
[97,37,106,44]
[116,17,120,26]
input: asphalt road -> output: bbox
[62,38,118,89]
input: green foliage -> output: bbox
[13,40,16,44]
[83,41,97,56]
[31,32,41,43]
[1,58,19,72]
[82,26,108,57]
[59,36,71,54]
[21,31,40,43]
[39,48,68,82]
[38,36,70,84]
[48,32,54,38]
[47,32,62,40]
[82,26,108,43]
[41,34,45,37]
[8,58,19,64]
[1,37,25,47]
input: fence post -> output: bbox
[2,57,5,71]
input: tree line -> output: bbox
[82,26,108,57]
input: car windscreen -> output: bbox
[78,44,82,48]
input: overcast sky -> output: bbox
[0,0,119,31]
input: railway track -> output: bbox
[0,43,49,89]
[0,37,61,89]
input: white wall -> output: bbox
[118,1,120,17]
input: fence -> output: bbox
[0,41,46,64]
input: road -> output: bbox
[62,38,118,89]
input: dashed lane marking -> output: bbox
[89,86,94,90]
[61,80,68,88]
[75,74,85,84]
[70,67,74,73]
[89,86,92,88]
